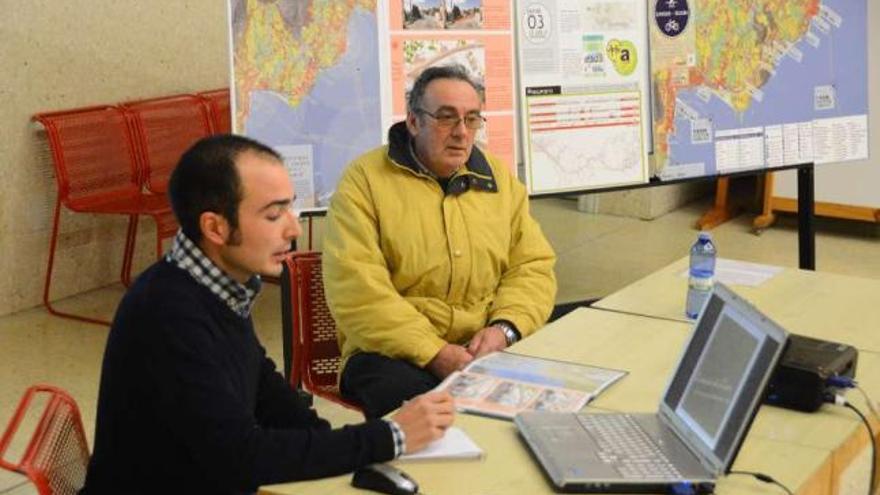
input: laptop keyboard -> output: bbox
[577,414,684,480]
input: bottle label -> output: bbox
[688,275,714,290]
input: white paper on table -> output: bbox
[398,427,483,462]
[679,258,783,287]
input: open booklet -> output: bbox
[435,351,627,420]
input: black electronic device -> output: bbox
[764,334,858,412]
[352,463,419,495]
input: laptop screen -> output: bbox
[661,283,787,473]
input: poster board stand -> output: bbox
[755,172,880,231]
[696,178,738,231]
[698,163,816,270]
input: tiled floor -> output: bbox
[1,197,878,493]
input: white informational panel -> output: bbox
[516,0,651,195]
[772,0,878,214]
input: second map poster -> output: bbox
[516,0,651,194]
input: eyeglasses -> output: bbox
[416,108,486,130]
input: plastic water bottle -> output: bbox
[685,232,717,319]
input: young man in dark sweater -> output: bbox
[81,135,455,494]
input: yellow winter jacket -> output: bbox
[323,123,557,370]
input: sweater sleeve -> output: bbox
[323,161,448,367]
[143,309,396,489]
[253,344,329,429]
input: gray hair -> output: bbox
[406,64,484,113]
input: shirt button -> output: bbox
[454,250,462,257]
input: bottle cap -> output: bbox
[698,231,712,240]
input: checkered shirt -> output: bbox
[165,230,261,318]
[387,419,406,458]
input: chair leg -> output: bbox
[120,214,139,287]
[43,198,110,326]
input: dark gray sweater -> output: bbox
[82,260,393,494]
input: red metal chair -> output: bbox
[34,106,175,325]
[281,252,363,413]
[0,385,89,495]
[197,88,232,134]
[122,94,213,194]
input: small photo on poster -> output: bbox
[403,0,445,30]
[403,40,486,93]
[445,0,483,30]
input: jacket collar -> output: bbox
[387,121,498,195]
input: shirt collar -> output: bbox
[387,121,499,195]
[165,230,262,318]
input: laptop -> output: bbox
[515,283,789,493]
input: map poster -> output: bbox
[651,0,869,180]
[229,0,385,211]
[516,0,651,194]
[387,0,518,171]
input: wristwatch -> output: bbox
[492,321,521,347]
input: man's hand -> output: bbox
[426,344,473,379]
[466,325,508,358]
[391,391,455,453]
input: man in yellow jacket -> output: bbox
[323,64,557,418]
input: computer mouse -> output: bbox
[351,463,419,495]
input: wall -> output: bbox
[0,1,229,315]
[576,182,711,220]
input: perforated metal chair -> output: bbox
[197,88,232,134]
[0,385,89,495]
[34,106,175,325]
[281,252,363,413]
[122,94,213,194]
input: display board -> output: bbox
[229,0,517,212]
[651,0,868,180]
[515,0,651,194]
[228,0,870,208]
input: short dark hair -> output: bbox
[406,63,484,114]
[167,134,282,243]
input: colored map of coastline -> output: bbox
[233,0,375,126]
[230,0,382,208]
[652,0,819,168]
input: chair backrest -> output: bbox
[0,385,89,495]
[281,253,362,411]
[122,94,213,194]
[33,106,142,209]
[196,88,232,134]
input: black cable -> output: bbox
[727,470,793,495]
[844,401,876,495]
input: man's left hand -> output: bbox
[466,326,508,357]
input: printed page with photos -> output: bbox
[435,351,627,420]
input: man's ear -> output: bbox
[199,211,230,247]
[405,111,420,137]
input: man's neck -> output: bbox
[410,140,459,179]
